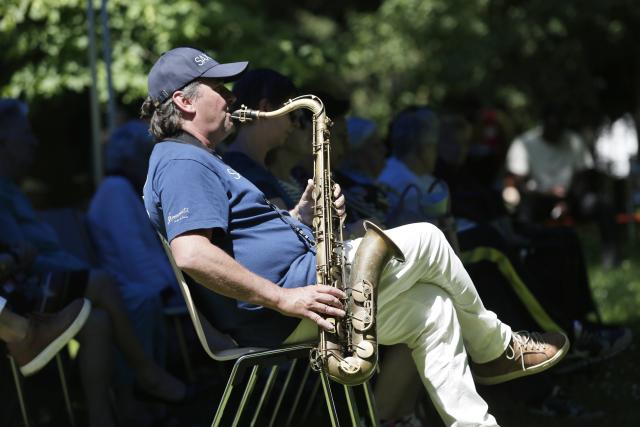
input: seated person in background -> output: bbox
[593,112,638,216]
[267,89,352,207]
[0,99,186,427]
[378,107,452,228]
[87,120,186,422]
[336,117,389,227]
[266,115,307,204]
[140,46,568,427]
[504,106,619,266]
[223,68,298,210]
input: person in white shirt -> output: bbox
[504,109,619,266]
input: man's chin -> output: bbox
[214,125,235,144]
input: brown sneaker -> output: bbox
[471,331,570,385]
[6,298,91,376]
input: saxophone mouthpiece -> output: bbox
[230,105,260,123]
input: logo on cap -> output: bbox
[194,54,213,66]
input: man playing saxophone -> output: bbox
[141,47,569,427]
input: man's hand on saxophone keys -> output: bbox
[290,180,346,226]
[275,285,346,331]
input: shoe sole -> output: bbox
[474,333,571,385]
[20,299,92,377]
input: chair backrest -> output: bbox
[157,232,266,361]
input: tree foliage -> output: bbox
[2,0,640,127]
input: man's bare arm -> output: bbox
[170,230,345,331]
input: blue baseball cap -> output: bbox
[148,47,248,104]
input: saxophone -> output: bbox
[231,95,405,386]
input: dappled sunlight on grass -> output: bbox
[591,257,640,324]
[580,226,640,325]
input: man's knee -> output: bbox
[389,222,443,250]
[380,285,457,348]
[401,289,459,358]
[422,288,456,337]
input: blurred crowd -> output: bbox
[0,65,638,426]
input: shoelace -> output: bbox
[507,331,547,370]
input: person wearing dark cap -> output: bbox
[223,68,299,210]
[142,47,569,427]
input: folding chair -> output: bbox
[158,232,381,427]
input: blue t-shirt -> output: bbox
[143,133,316,346]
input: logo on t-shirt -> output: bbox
[167,207,190,224]
[227,168,241,180]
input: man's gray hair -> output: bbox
[388,107,438,159]
[140,80,201,141]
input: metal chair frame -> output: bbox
[158,232,381,427]
[7,271,77,427]
[8,352,76,427]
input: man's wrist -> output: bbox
[271,285,286,313]
[289,206,301,222]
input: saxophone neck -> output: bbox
[230,95,326,124]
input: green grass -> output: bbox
[588,243,640,325]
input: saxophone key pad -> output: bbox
[340,357,361,375]
[356,340,375,359]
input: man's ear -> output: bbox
[172,91,196,114]
[258,98,271,112]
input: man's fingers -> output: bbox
[333,183,341,197]
[311,302,345,318]
[315,285,347,299]
[308,311,336,331]
[316,293,344,309]
[299,179,314,199]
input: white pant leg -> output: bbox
[376,283,498,427]
[344,222,511,363]
[0,296,6,315]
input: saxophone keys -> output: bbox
[340,357,361,375]
[355,340,375,359]
[327,317,338,334]
[351,308,371,331]
[351,280,372,303]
